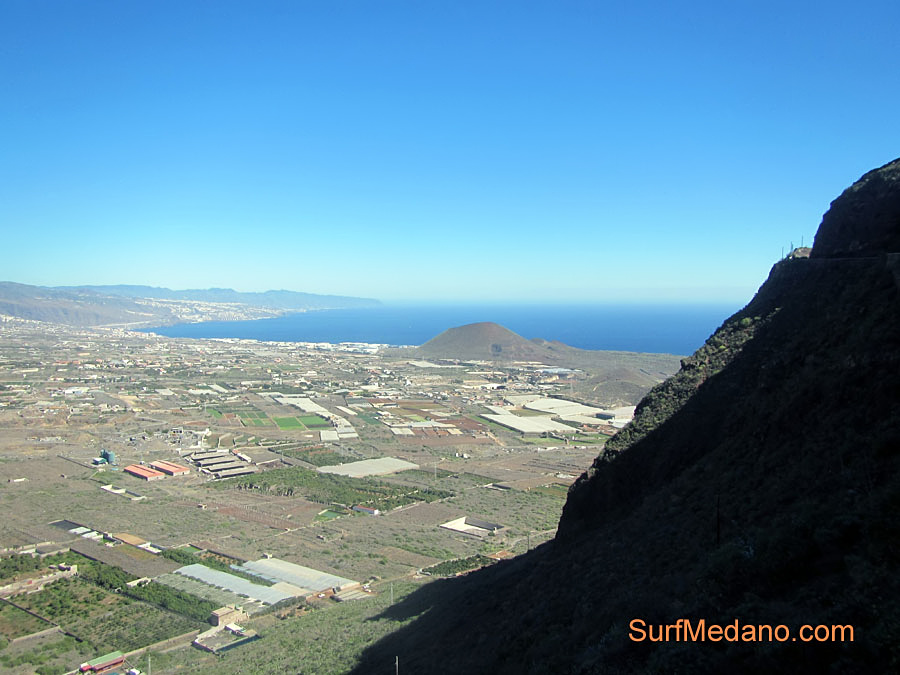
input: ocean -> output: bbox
[142,303,742,356]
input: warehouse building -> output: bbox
[124,464,166,481]
[195,455,242,468]
[214,466,258,479]
[79,651,125,673]
[440,516,505,537]
[150,460,190,476]
[480,413,578,436]
[210,605,248,626]
[189,451,231,462]
[202,460,247,473]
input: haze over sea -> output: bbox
[144,303,740,356]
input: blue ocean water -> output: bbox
[143,303,742,355]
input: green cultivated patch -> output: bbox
[0,634,89,675]
[0,601,51,639]
[273,416,306,430]
[280,446,349,466]
[216,466,451,510]
[134,580,425,675]
[314,509,347,521]
[423,554,496,577]
[297,414,330,428]
[12,571,203,656]
[530,483,571,498]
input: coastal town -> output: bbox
[0,315,678,673]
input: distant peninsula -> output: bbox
[0,281,380,328]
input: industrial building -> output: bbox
[212,465,258,479]
[79,651,125,673]
[189,451,230,461]
[480,413,578,436]
[210,605,247,626]
[201,460,248,473]
[440,516,505,537]
[193,624,260,654]
[195,455,241,468]
[185,447,256,479]
[352,505,380,515]
[124,464,166,481]
[150,460,190,476]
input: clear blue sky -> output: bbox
[1,1,897,304]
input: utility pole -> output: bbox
[395,655,399,675]
[390,582,394,604]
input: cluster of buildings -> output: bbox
[124,459,191,481]
[480,395,635,437]
[265,393,359,441]
[184,449,257,479]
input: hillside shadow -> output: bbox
[350,256,900,673]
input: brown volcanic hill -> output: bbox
[417,321,550,361]
[352,158,900,673]
[411,321,683,405]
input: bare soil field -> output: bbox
[68,539,180,577]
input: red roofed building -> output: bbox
[150,460,190,476]
[124,464,165,481]
[80,650,125,673]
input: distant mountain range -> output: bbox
[57,284,381,310]
[0,282,379,328]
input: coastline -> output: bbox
[138,302,740,356]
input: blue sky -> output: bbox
[1,1,897,304]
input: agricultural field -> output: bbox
[423,554,496,577]
[273,416,306,430]
[0,319,651,674]
[126,580,429,675]
[297,415,331,429]
[0,631,89,675]
[154,572,253,609]
[13,575,202,652]
[0,601,51,640]
[281,445,351,466]
[0,550,213,672]
[240,411,273,427]
[215,466,452,511]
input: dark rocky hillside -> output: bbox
[351,158,900,674]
